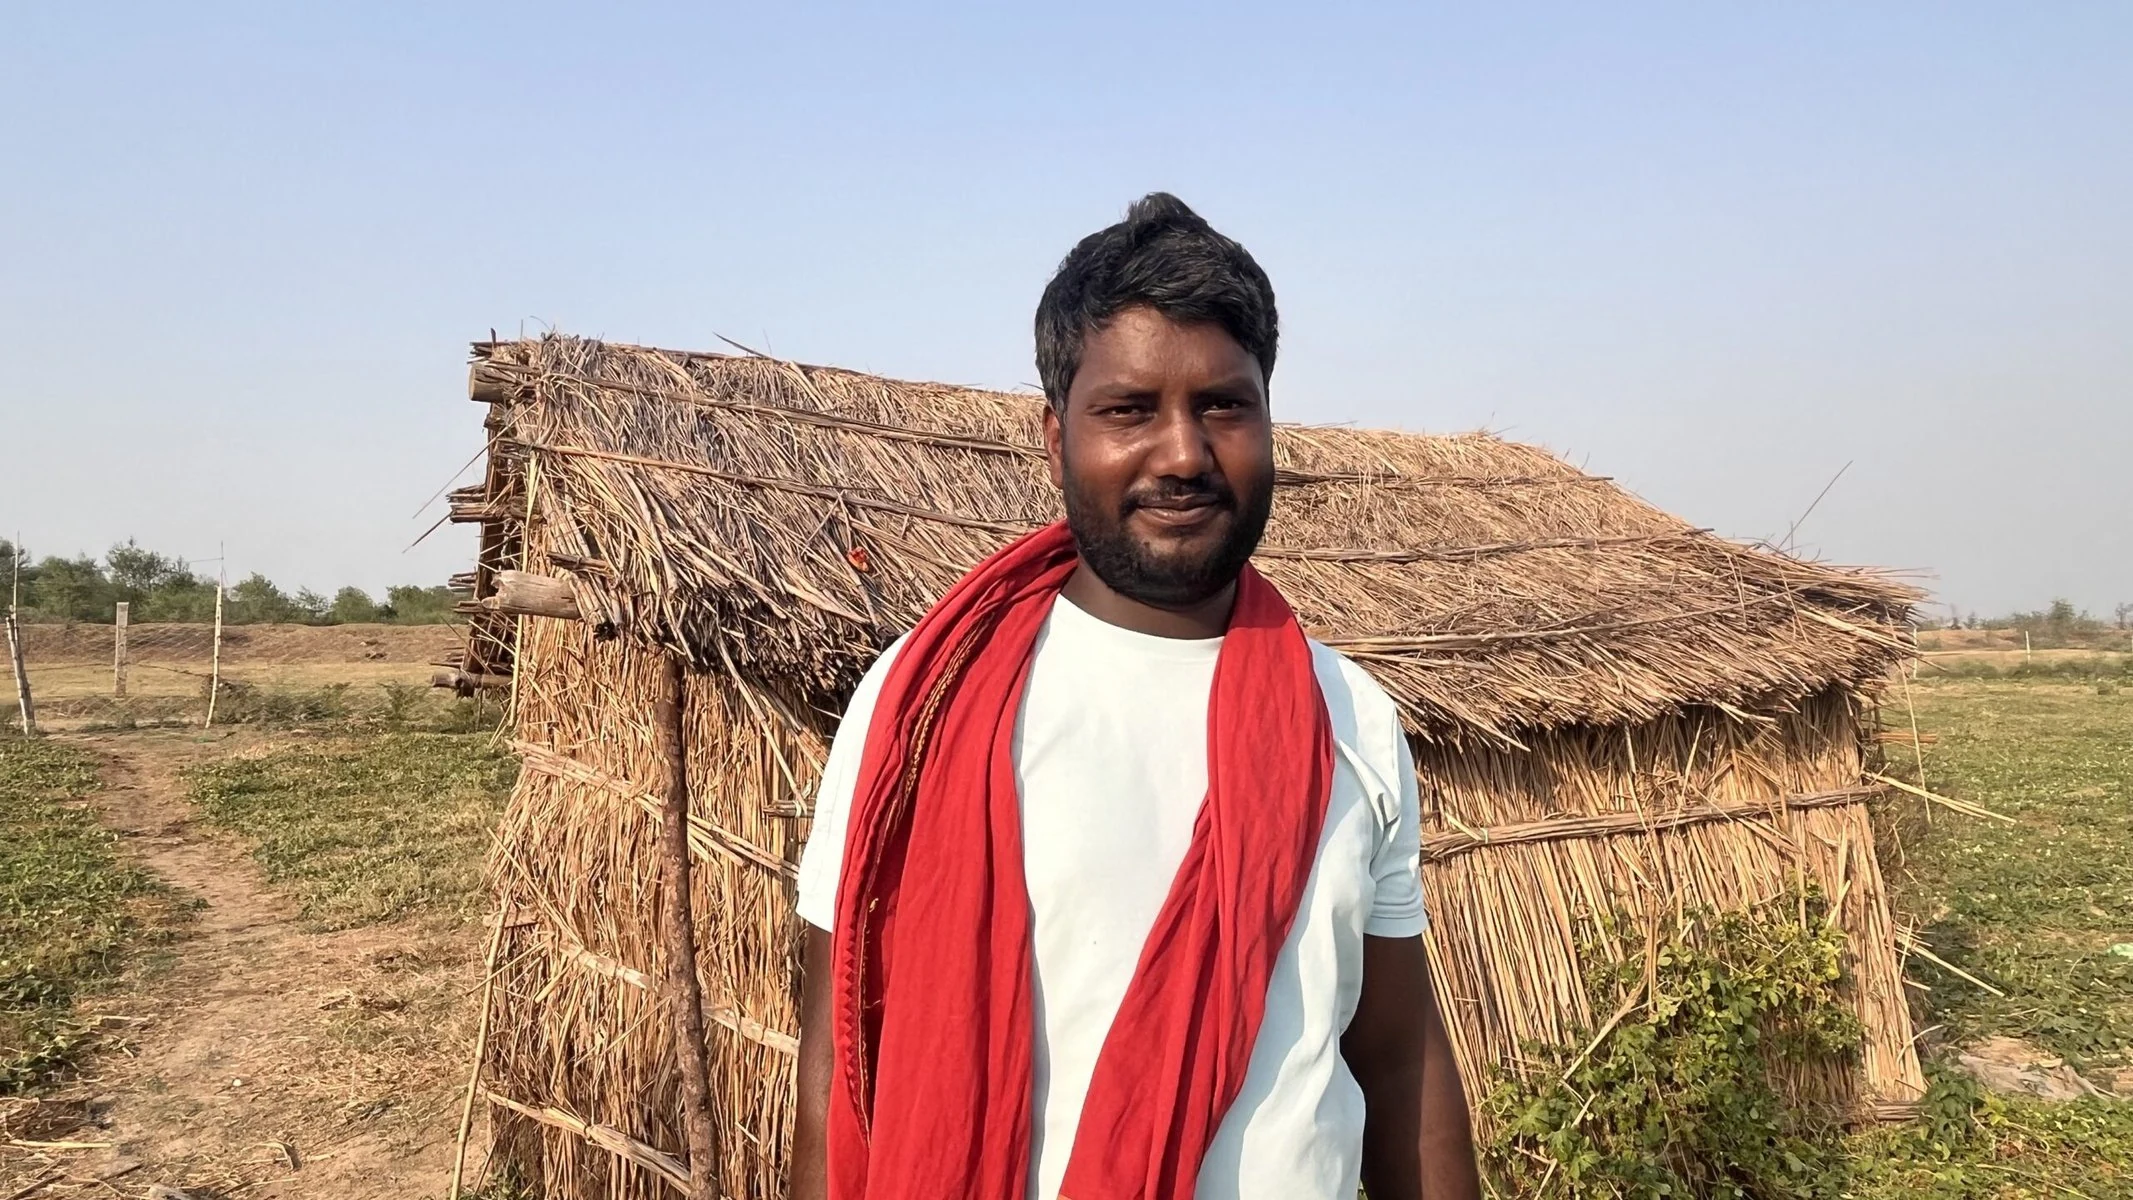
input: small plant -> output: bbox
[1481,896,1860,1199]
[379,680,426,724]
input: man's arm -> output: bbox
[1341,933,1481,1200]
[791,925,834,1200]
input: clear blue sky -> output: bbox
[5,3,2127,619]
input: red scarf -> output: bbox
[825,521,1333,1200]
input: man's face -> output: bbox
[1044,305,1276,610]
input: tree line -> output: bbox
[1,538,460,625]
[1916,598,2133,652]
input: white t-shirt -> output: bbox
[795,594,1426,1200]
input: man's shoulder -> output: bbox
[1305,639,1401,725]
[837,632,912,729]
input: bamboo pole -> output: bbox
[112,601,129,698]
[1898,665,1930,826]
[657,656,720,1198]
[449,902,510,1200]
[204,579,224,728]
[480,1090,693,1194]
[5,535,26,737]
[6,610,35,738]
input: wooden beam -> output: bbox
[655,658,721,1197]
[448,501,509,525]
[485,570,583,621]
[468,361,523,404]
[431,668,512,693]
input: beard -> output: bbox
[1061,464,1274,610]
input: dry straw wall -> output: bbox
[452,335,1925,1199]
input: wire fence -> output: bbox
[3,605,468,733]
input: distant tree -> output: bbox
[0,539,31,607]
[106,540,196,597]
[227,573,300,624]
[105,539,216,621]
[384,584,461,624]
[3,538,469,627]
[2046,598,2079,630]
[2117,602,2132,631]
[26,554,113,622]
[293,588,330,624]
[329,586,383,624]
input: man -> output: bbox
[790,193,1479,1200]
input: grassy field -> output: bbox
[183,732,516,929]
[9,668,2130,1196]
[0,737,185,1092]
[1896,681,2133,1071]
[1845,677,2133,1198]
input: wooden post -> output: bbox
[656,657,720,1198]
[204,581,225,728]
[447,901,510,1200]
[486,570,583,621]
[6,610,35,737]
[2024,630,2032,666]
[113,601,129,698]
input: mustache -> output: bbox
[1121,475,1236,512]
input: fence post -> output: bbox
[204,582,225,728]
[113,601,130,698]
[6,609,35,737]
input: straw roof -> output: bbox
[466,335,1916,743]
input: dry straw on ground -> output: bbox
[448,334,1925,1198]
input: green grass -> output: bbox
[1847,1068,2133,1198]
[1890,680,2133,1071]
[1841,678,2133,1198]
[182,732,515,930]
[0,736,179,1092]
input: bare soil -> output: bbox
[19,623,459,667]
[0,729,482,1199]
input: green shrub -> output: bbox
[379,680,426,724]
[1481,898,1860,1199]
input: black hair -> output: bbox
[1034,192,1278,411]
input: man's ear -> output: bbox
[1042,404,1065,490]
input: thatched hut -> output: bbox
[444,334,1924,1198]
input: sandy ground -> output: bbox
[0,730,484,1200]
[23,661,438,702]
[1915,647,2132,672]
[8,623,460,731]
[18,623,459,667]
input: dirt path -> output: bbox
[0,729,480,1200]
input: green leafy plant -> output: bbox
[1481,897,1861,1199]
[379,680,427,724]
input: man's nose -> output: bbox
[1147,405,1215,479]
